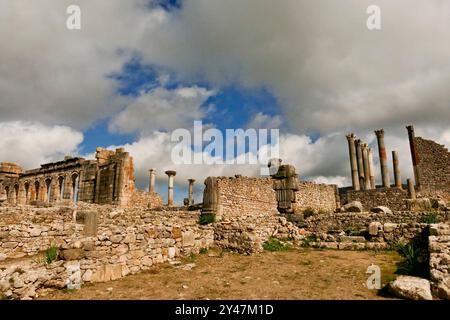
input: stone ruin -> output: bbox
[0,124,449,300]
[343,125,450,211]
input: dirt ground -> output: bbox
[40,247,402,300]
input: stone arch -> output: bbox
[57,176,65,201]
[45,178,52,203]
[14,184,19,205]
[34,180,40,201]
[24,181,30,204]
[71,172,80,204]
[5,185,10,203]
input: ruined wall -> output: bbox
[343,187,409,211]
[304,211,449,234]
[208,176,337,253]
[293,182,337,213]
[414,137,450,199]
[429,223,450,299]
[0,148,143,207]
[0,204,213,299]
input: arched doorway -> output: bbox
[71,173,79,206]
[58,176,65,201]
[14,184,19,205]
[45,178,52,203]
[34,181,40,201]
[5,186,10,203]
[24,182,30,204]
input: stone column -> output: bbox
[355,139,365,190]
[165,170,176,206]
[346,134,360,191]
[149,168,156,193]
[362,144,371,190]
[368,148,375,189]
[188,179,195,205]
[407,178,416,199]
[375,129,390,188]
[392,151,402,188]
[406,125,421,189]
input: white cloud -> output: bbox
[0,121,83,169]
[109,86,214,135]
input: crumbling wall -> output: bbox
[414,137,450,199]
[429,223,450,299]
[0,204,213,299]
[343,187,409,211]
[209,176,338,253]
[293,182,337,213]
[0,148,153,208]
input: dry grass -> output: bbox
[39,247,401,300]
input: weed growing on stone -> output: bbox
[423,212,438,224]
[302,208,316,219]
[198,213,215,225]
[45,244,59,264]
[263,237,289,252]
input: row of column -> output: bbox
[346,129,402,190]
[148,169,196,207]
[345,134,375,191]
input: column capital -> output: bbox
[149,168,156,172]
[165,170,177,177]
[345,133,356,141]
[374,129,385,137]
[188,179,195,183]
[406,125,415,135]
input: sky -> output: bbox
[1,0,450,204]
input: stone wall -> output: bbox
[293,181,337,213]
[0,147,139,208]
[210,176,337,253]
[414,137,450,200]
[342,187,409,211]
[0,204,213,299]
[429,223,450,299]
[304,211,449,234]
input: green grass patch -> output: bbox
[423,212,438,224]
[198,213,215,225]
[45,244,59,264]
[302,208,316,219]
[263,237,290,252]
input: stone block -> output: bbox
[61,249,85,261]
[368,222,382,236]
[383,223,397,233]
[182,231,195,246]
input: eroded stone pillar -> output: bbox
[392,151,402,188]
[346,134,360,191]
[149,168,156,193]
[368,148,375,189]
[406,125,421,189]
[355,139,365,189]
[362,143,371,190]
[375,129,390,188]
[165,170,176,206]
[188,179,195,205]
[407,178,416,199]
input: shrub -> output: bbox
[302,208,316,219]
[395,242,428,277]
[423,212,438,224]
[198,213,215,225]
[345,227,361,236]
[45,244,59,264]
[199,248,208,254]
[263,237,289,252]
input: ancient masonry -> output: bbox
[0,148,137,207]
[343,125,450,211]
[0,124,449,300]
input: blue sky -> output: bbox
[2,0,450,205]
